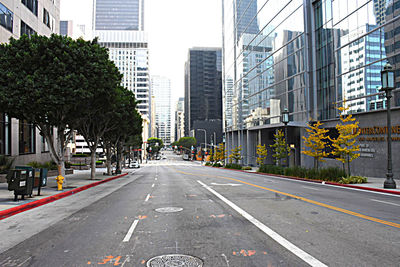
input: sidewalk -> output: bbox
[0,168,132,214]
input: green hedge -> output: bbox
[27,161,58,170]
[242,166,252,170]
[224,163,242,170]
[257,165,366,183]
[72,153,90,157]
[212,162,223,167]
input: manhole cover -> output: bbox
[147,254,203,267]
[155,207,183,213]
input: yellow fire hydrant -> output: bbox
[56,175,64,191]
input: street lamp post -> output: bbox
[281,108,290,167]
[196,129,207,161]
[380,63,396,189]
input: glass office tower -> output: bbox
[223,0,400,177]
[94,0,144,31]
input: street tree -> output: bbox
[0,34,113,178]
[329,102,360,176]
[216,143,227,164]
[101,89,142,175]
[177,137,197,150]
[302,121,330,170]
[256,144,268,166]
[229,146,242,164]
[270,129,290,166]
[147,137,163,157]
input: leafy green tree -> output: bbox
[329,101,360,176]
[229,146,242,164]
[0,34,115,178]
[101,89,142,175]
[147,137,163,157]
[177,137,197,150]
[302,121,330,170]
[256,144,268,166]
[270,129,290,166]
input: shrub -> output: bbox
[205,162,212,166]
[96,160,103,165]
[212,162,223,167]
[72,153,90,157]
[64,162,72,169]
[258,165,347,183]
[224,163,242,170]
[0,155,14,174]
[258,164,285,175]
[242,166,252,170]
[27,161,57,170]
[339,175,368,184]
[71,163,87,166]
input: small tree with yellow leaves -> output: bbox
[302,121,329,170]
[256,144,268,166]
[270,129,290,166]
[229,146,242,164]
[215,143,227,164]
[329,101,360,176]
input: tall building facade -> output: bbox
[93,0,150,159]
[174,97,184,142]
[0,0,59,164]
[184,47,223,147]
[223,0,400,177]
[93,1,149,116]
[151,75,172,145]
[93,0,144,31]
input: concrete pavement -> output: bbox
[0,168,134,215]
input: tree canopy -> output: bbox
[0,34,123,176]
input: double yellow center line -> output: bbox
[173,168,400,229]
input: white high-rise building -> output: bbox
[93,0,150,116]
[151,76,172,145]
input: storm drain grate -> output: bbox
[155,207,183,213]
[146,254,203,267]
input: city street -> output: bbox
[1,151,400,266]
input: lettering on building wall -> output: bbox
[357,125,400,143]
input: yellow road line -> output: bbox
[173,168,400,229]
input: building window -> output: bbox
[20,20,36,37]
[19,120,35,154]
[0,113,11,155]
[43,8,55,31]
[0,2,13,33]
[21,0,38,16]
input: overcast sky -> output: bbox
[60,0,223,105]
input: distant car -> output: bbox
[129,161,140,168]
[183,154,189,161]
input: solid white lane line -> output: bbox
[123,220,139,242]
[145,194,150,202]
[152,183,155,188]
[302,186,319,191]
[197,180,327,267]
[370,199,400,207]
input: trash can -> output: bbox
[6,169,34,201]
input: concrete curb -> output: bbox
[204,165,400,196]
[0,173,129,221]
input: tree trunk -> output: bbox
[347,154,351,177]
[106,142,112,176]
[90,150,96,180]
[116,142,121,174]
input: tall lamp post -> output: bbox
[281,108,290,167]
[380,63,396,189]
[196,129,207,161]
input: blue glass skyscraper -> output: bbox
[94,0,144,31]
